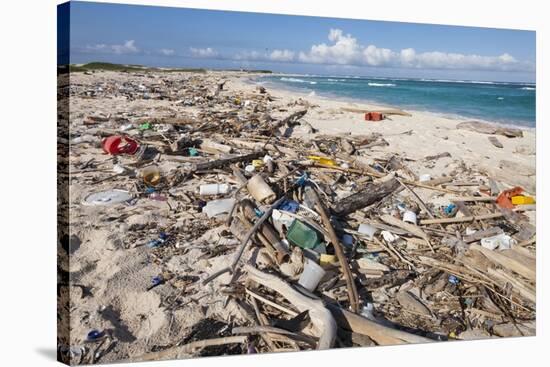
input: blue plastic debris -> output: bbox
[144,187,156,194]
[295,172,308,187]
[278,199,299,213]
[448,275,460,285]
[445,204,457,215]
[254,208,264,217]
[151,276,164,287]
[146,239,163,249]
[86,329,105,342]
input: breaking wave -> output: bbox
[368,82,396,87]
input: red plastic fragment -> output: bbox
[102,135,139,155]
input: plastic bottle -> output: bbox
[202,198,236,218]
[199,183,230,196]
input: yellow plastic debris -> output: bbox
[511,195,535,205]
[252,159,264,168]
[320,254,337,265]
[307,155,337,167]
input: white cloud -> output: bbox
[85,40,139,55]
[190,47,218,58]
[299,29,363,65]
[234,50,263,61]
[297,29,533,72]
[234,49,296,63]
[269,49,295,62]
[159,48,175,56]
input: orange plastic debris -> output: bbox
[364,112,385,121]
[496,187,524,209]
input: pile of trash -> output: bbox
[58,70,536,364]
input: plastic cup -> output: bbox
[141,166,161,186]
[358,223,377,240]
[298,258,326,292]
[403,210,417,224]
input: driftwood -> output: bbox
[133,336,247,361]
[244,265,337,350]
[193,151,265,171]
[241,200,290,262]
[305,186,360,312]
[420,207,528,225]
[202,196,287,285]
[326,304,433,345]
[271,110,308,131]
[470,244,535,281]
[380,214,430,242]
[232,326,317,347]
[340,107,412,116]
[456,121,523,138]
[463,227,503,243]
[333,178,401,216]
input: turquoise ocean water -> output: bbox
[261,75,536,127]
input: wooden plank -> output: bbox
[469,244,535,281]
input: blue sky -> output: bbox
[62,1,536,82]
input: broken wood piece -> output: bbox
[241,199,290,262]
[197,140,232,155]
[469,244,535,281]
[134,336,247,361]
[380,214,430,242]
[462,227,503,243]
[325,304,433,345]
[244,265,337,350]
[487,268,535,303]
[396,291,433,318]
[333,177,401,216]
[232,326,317,347]
[193,151,265,171]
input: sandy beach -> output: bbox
[59,69,536,364]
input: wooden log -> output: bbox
[462,227,503,243]
[244,265,337,350]
[325,304,433,345]
[333,178,401,216]
[193,151,265,171]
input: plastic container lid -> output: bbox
[83,190,132,206]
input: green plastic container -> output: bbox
[286,220,321,249]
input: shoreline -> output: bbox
[228,71,536,193]
[245,73,535,131]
